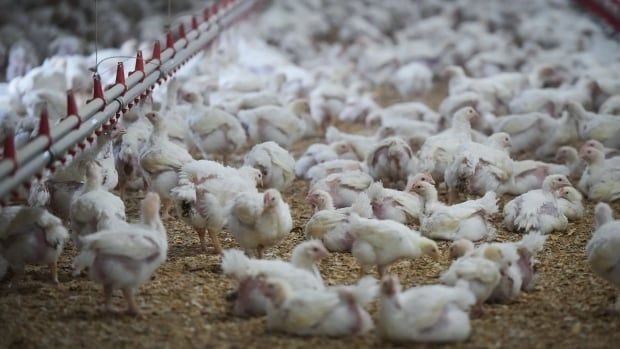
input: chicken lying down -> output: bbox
[70,162,126,248]
[244,141,295,191]
[0,206,69,284]
[578,146,620,202]
[366,136,418,190]
[226,189,293,258]
[364,174,430,224]
[305,192,373,252]
[310,171,374,209]
[139,111,194,219]
[171,160,262,254]
[504,158,571,195]
[295,143,339,178]
[503,175,571,235]
[440,245,503,305]
[470,233,548,303]
[346,213,439,278]
[557,186,584,221]
[73,193,167,316]
[222,240,328,316]
[586,203,620,311]
[260,276,377,337]
[378,275,475,343]
[306,159,367,183]
[411,180,498,242]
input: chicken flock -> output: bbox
[1,0,620,344]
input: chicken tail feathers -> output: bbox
[337,276,378,307]
[477,191,499,214]
[518,232,547,254]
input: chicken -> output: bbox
[471,233,548,302]
[346,213,439,277]
[586,203,620,311]
[503,175,571,234]
[72,193,167,316]
[171,160,262,253]
[492,112,555,155]
[390,61,433,98]
[535,110,580,160]
[410,180,498,242]
[115,112,151,199]
[504,159,571,195]
[366,136,418,190]
[186,92,247,163]
[325,126,377,161]
[365,180,423,224]
[306,159,366,183]
[304,192,372,252]
[310,171,374,209]
[440,246,503,304]
[553,146,584,181]
[0,206,69,285]
[566,101,620,148]
[244,141,295,191]
[294,143,339,177]
[378,275,475,343]
[418,107,478,183]
[583,139,620,159]
[366,101,440,128]
[557,186,584,221]
[139,111,194,219]
[578,146,620,202]
[444,139,513,201]
[69,162,126,247]
[227,189,293,258]
[221,240,328,316]
[238,99,310,148]
[260,276,377,337]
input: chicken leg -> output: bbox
[102,284,114,313]
[49,261,59,285]
[208,229,223,255]
[123,288,141,317]
[196,228,208,252]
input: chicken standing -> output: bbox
[227,189,293,258]
[73,193,167,316]
[244,141,295,191]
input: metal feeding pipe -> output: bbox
[0,0,260,202]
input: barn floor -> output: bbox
[1,84,619,349]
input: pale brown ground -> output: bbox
[1,82,619,349]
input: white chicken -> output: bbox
[503,175,571,234]
[221,240,328,316]
[244,141,295,191]
[440,245,503,304]
[366,136,418,190]
[365,180,423,224]
[260,276,377,337]
[554,146,584,180]
[378,275,475,343]
[310,171,374,209]
[73,192,167,316]
[294,143,339,177]
[346,213,439,277]
[69,162,126,247]
[578,146,620,202]
[139,111,194,219]
[410,180,498,242]
[186,92,247,163]
[418,107,478,182]
[586,203,620,311]
[226,189,293,258]
[306,159,366,183]
[238,99,310,148]
[304,192,373,252]
[171,160,262,254]
[0,206,69,284]
[557,186,584,221]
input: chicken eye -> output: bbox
[312,247,319,252]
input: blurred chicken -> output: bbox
[238,99,310,148]
[244,141,295,191]
[586,203,620,312]
[310,171,374,209]
[557,186,584,221]
[366,137,418,190]
[0,206,68,284]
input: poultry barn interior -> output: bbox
[1,0,620,347]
